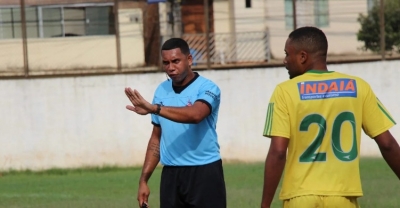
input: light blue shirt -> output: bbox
[151,73,221,166]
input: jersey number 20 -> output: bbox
[299,112,358,162]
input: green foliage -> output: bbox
[357,0,400,53]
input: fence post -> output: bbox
[292,0,297,30]
[228,0,237,63]
[204,0,211,69]
[114,0,122,71]
[379,0,385,60]
[20,0,29,77]
[265,29,271,62]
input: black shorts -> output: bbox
[160,159,226,208]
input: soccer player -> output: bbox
[260,26,400,208]
[125,38,226,208]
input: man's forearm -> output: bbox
[157,105,200,124]
[261,152,286,208]
[139,141,160,183]
[380,142,400,180]
[151,101,210,124]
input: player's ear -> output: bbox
[187,54,193,67]
[299,50,308,64]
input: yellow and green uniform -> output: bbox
[263,70,396,200]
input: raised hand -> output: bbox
[125,87,155,115]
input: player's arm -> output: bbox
[261,85,289,208]
[125,86,218,124]
[137,125,161,207]
[374,130,400,180]
[154,101,210,124]
[360,82,399,179]
[261,136,289,208]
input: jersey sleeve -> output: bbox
[362,83,396,138]
[196,81,221,113]
[151,94,160,126]
[263,85,290,139]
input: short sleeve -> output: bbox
[263,85,290,139]
[151,95,160,126]
[196,81,221,113]
[362,83,396,138]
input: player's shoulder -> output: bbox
[158,79,171,88]
[332,71,371,87]
[278,71,370,85]
[197,73,216,84]
[274,76,300,90]
[154,79,171,95]
[273,71,372,93]
[332,71,359,79]
[196,73,220,89]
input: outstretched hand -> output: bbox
[125,87,154,115]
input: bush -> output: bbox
[357,0,400,53]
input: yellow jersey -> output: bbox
[263,70,396,200]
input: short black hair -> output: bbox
[288,26,328,56]
[161,38,190,55]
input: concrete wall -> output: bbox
[1,60,399,171]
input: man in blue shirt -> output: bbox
[125,38,226,208]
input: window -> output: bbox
[284,0,294,29]
[245,0,252,8]
[64,8,86,36]
[0,5,115,39]
[85,7,115,36]
[367,0,376,12]
[42,8,62,37]
[284,0,329,29]
[314,0,329,27]
[0,8,14,39]
[0,8,38,38]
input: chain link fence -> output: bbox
[181,31,270,66]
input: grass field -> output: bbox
[0,157,399,208]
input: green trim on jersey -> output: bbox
[377,102,396,124]
[306,70,334,74]
[264,103,274,136]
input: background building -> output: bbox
[0,0,386,77]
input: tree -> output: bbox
[142,1,161,67]
[357,0,400,53]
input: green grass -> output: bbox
[0,158,398,208]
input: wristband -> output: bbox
[153,104,161,115]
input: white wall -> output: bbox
[1,60,399,171]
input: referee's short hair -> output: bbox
[161,38,190,55]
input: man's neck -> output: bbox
[173,71,196,87]
[306,61,328,72]
[306,68,328,72]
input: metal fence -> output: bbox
[0,0,272,78]
[181,31,271,66]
